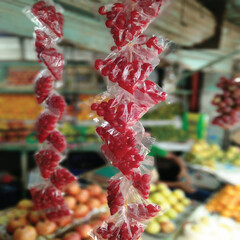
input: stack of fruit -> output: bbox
[0,182,107,240]
[145,183,191,235]
[206,185,240,222]
[151,125,188,142]
[185,140,240,169]
[212,77,240,128]
[0,95,42,120]
[143,102,183,120]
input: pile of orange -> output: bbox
[0,94,42,120]
[206,185,240,222]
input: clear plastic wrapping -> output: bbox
[95,35,170,93]
[34,70,54,104]
[25,0,72,220]
[36,110,58,143]
[98,0,165,48]
[34,147,62,179]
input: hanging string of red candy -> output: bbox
[90,0,172,239]
[24,0,76,220]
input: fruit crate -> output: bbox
[145,201,199,239]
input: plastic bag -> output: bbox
[95,35,170,94]
[36,110,58,143]
[98,0,165,48]
[34,146,62,179]
[91,208,145,240]
[50,167,76,190]
[34,70,55,104]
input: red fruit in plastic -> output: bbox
[31,1,64,38]
[45,205,71,220]
[46,93,66,119]
[40,48,64,81]
[35,149,61,179]
[50,168,77,190]
[34,29,53,62]
[30,185,65,210]
[36,111,58,143]
[128,203,161,221]
[47,130,67,152]
[98,6,107,15]
[34,73,54,104]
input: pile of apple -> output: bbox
[4,182,107,240]
[185,140,240,169]
[145,183,191,235]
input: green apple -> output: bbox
[172,189,185,200]
[156,183,169,192]
[150,193,164,204]
[156,215,169,223]
[181,198,191,206]
[173,203,185,213]
[166,209,178,219]
[167,195,178,205]
[161,188,172,198]
[160,202,170,212]
[145,220,161,234]
[150,184,157,193]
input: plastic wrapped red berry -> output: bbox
[31,1,64,38]
[46,93,66,120]
[40,48,64,81]
[30,185,65,210]
[36,111,58,143]
[50,168,76,190]
[47,130,67,152]
[35,148,61,179]
[34,71,54,104]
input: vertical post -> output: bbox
[20,150,28,197]
[222,129,230,150]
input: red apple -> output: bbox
[76,189,90,203]
[13,225,37,240]
[99,212,110,221]
[27,211,41,225]
[74,204,89,218]
[64,196,77,210]
[87,184,102,197]
[55,215,73,227]
[98,192,107,204]
[63,231,81,240]
[7,217,28,234]
[90,219,103,228]
[65,182,81,196]
[75,224,92,238]
[36,220,57,236]
[87,198,101,210]
[17,199,34,210]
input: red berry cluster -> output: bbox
[98,1,163,48]
[95,34,164,93]
[128,203,161,221]
[50,168,76,190]
[212,77,240,128]
[107,179,126,215]
[30,185,65,210]
[96,219,144,240]
[26,0,76,220]
[132,171,151,199]
[91,0,169,238]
